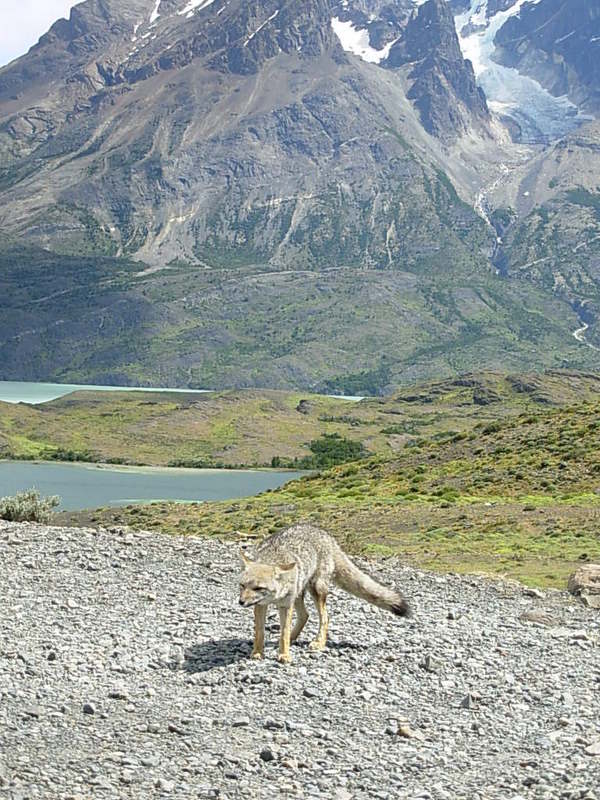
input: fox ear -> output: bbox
[278,562,297,573]
[239,550,254,567]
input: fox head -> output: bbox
[238,552,297,607]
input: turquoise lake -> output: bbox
[0,461,304,512]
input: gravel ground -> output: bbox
[1,520,599,800]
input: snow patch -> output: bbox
[149,0,161,24]
[331,17,398,64]
[244,10,279,47]
[555,30,575,44]
[177,0,217,16]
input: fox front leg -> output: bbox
[277,605,294,664]
[251,605,266,660]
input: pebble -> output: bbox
[1,519,600,800]
[259,748,276,763]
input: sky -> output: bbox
[0,1,81,67]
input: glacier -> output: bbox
[454,0,585,142]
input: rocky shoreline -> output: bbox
[1,520,599,799]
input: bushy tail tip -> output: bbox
[391,597,412,618]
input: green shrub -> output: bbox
[298,434,366,469]
[0,489,61,523]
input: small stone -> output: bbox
[585,741,600,756]
[24,706,42,718]
[168,723,187,736]
[303,688,318,698]
[459,694,475,709]
[264,718,285,730]
[108,690,129,700]
[82,703,96,715]
[147,723,161,734]
[519,611,555,627]
[523,588,545,599]
[232,717,250,727]
[141,756,160,767]
[420,654,439,673]
[260,748,275,762]
[397,724,425,741]
[156,778,175,792]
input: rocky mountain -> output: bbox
[0,0,600,391]
[0,0,491,268]
[494,0,600,115]
[386,0,489,141]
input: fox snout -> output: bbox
[239,588,260,607]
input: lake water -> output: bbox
[0,381,363,405]
[0,381,212,405]
[0,461,305,511]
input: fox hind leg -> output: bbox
[308,583,328,651]
[290,593,309,644]
[277,605,294,664]
[251,605,266,660]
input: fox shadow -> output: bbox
[181,634,368,673]
[182,638,252,673]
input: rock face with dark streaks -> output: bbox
[386,0,489,142]
[493,0,600,114]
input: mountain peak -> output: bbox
[387,0,490,142]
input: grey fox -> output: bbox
[238,524,411,663]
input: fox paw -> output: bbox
[277,653,292,665]
[308,640,326,652]
[250,651,263,661]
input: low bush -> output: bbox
[0,489,60,523]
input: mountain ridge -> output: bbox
[1,0,600,389]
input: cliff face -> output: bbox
[387,0,489,142]
[493,0,600,114]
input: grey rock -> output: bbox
[585,741,600,756]
[156,778,175,792]
[568,564,600,609]
[260,748,276,763]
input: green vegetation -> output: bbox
[57,375,600,589]
[4,371,600,469]
[0,489,60,523]
[273,433,367,469]
[565,188,600,218]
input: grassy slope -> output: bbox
[54,371,600,588]
[4,370,600,467]
[2,239,600,393]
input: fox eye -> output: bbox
[254,585,266,591]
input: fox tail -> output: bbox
[333,551,412,617]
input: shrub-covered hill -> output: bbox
[61,395,600,588]
[3,369,600,467]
